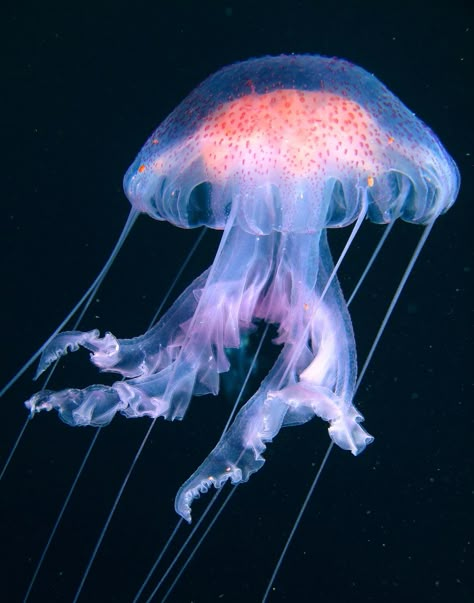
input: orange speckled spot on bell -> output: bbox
[197,89,384,181]
[138,164,146,174]
[367,176,375,187]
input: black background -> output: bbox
[1,2,472,603]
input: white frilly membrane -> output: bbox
[26,226,373,522]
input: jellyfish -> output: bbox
[24,54,459,532]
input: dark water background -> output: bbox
[1,2,472,602]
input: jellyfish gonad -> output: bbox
[25,55,459,523]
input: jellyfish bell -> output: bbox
[25,54,459,532]
[124,56,458,232]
